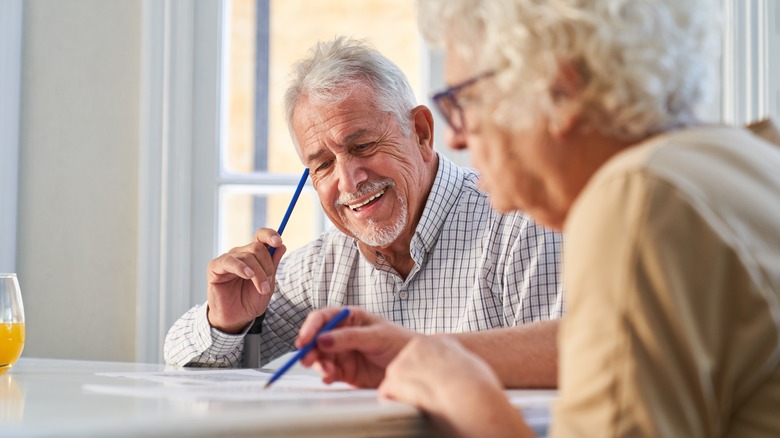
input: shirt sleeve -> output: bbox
[162,232,343,368]
[163,302,248,367]
[251,237,329,365]
[503,212,565,323]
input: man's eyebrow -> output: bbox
[342,129,369,145]
[304,148,325,165]
[304,129,372,164]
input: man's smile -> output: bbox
[347,188,387,211]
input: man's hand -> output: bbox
[206,228,287,333]
[297,307,416,388]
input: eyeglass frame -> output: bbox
[431,70,497,134]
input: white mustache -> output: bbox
[335,178,394,207]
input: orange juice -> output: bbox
[0,323,25,374]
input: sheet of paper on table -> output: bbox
[83,368,557,431]
[83,368,378,401]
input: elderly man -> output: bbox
[163,37,562,384]
[296,1,780,436]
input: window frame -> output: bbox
[722,0,780,124]
[0,0,23,274]
[136,0,220,363]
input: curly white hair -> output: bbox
[418,0,721,140]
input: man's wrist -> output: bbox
[206,305,255,334]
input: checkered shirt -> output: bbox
[164,155,564,367]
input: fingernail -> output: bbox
[271,236,282,245]
[318,334,333,348]
[243,267,254,278]
[260,281,271,295]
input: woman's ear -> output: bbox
[549,60,584,138]
[411,105,436,161]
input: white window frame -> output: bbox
[0,0,23,274]
[137,0,221,363]
[722,0,780,124]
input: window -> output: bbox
[218,0,425,254]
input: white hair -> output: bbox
[284,37,418,154]
[418,0,721,140]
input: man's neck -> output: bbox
[357,155,440,280]
[358,236,416,279]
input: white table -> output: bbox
[0,357,553,437]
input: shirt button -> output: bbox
[399,291,408,299]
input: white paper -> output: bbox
[84,368,377,401]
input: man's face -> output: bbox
[292,86,434,248]
[443,48,571,229]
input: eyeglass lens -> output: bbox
[436,93,465,133]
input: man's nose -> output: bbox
[336,157,368,194]
[445,127,468,151]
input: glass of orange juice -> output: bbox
[0,273,24,375]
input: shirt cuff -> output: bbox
[197,304,251,356]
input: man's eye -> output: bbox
[356,142,375,151]
[315,160,332,172]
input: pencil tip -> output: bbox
[263,382,271,390]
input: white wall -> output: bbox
[17,0,141,361]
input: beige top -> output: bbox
[552,124,780,437]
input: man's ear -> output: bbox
[411,105,435,161]
[549,60,584,138]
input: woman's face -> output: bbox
[442,49,573,229]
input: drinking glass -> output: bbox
[0,274,25,375]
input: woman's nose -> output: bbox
[445,126,468,151]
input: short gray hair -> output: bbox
[418,0,721,140]
[284,37,418,154]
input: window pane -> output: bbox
[224,0,258,174]
[223,0,422,175]
[218,186,325,255]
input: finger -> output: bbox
[296,308,346,348]
[310,361,334,384]
[231,244,277,294]
[270,244,287,267]
[315,326,379,353]
[377,378,402,402]
[303,353,339,384]
[254,228,283,250]
[299,345,321,367]
[316,355,342,384]
[378,365,423,404]
[244,241,275,269]
[230,252,274,296]
[208,254,257,281]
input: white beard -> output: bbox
[348,199,407,247]
[337,178,408,247]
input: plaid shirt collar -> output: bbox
[411,154,466,258]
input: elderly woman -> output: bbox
[373,0,780,436]
[297,0,780,436]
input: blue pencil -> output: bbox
[264,308,351,389]
[269,168,309,256]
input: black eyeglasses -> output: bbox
[431,70,496,134]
